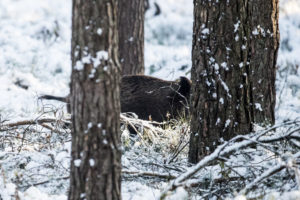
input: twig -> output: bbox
[159,123,300,199]
[0,118,71,131]
[19,176,69,190]
[167,141,189,164]
[143,162,185,173]
[241,164,286,195]
[40,123,69,134]
[122,170,176,179]
[179,176,243,188]
[20,170,176,191]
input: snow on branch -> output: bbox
[159,120,300,199]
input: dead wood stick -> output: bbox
[0,118,71,131]
[122,170,176,179]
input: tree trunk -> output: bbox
[189,0,279,163]
[69,0,121,199]
[118,0,144,75]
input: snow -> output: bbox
[225,119,231,128]
[266,191,300,200]
[234,21,240,33]
[221,62,227,68]
[0,0,300,199]
[220,78,231,96]
[103,139,108,145]
[74,50,108,71]
[235,35,239,41]
[202,28,209,34]
[89,159,95,167]
[255,103,263,111]
[231,195,247,200]
[21,187,66,200]
[97,28,103,35]
[219,98,224,104]
[206,80,211,86]
[74,159,81,167]
[216,118,221,125]
[87,122,93,129]
[128,37,134,42]
[252,28,259,35]
[214,63,219,71]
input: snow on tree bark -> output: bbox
[69,0,121,199]
[189,0,279,163]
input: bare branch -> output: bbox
[0,118,71,131]
[122,170,176,179]
[159,122,300,199]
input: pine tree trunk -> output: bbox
[118,0,144,75]
[68,0,121,199]
[189,0,279,163]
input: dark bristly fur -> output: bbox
[121,75,191,122]
[39,75,191,122]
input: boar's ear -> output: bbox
[178,77,191,98]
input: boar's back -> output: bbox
[121,75,190,122]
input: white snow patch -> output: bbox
[202,28,209,34]
[74,50,108,71]
[206,80,211,86]
[255,103,263,111]
[103,139,108,144]
[234,20,240,32]
[74,159,81,167]
[221,80,229,93]
[235,35,239,41]
[89,159,95,167]
[225,119,231,128]
[219,98,224,104]
[216,118,221,125]
[214,63,219,71]
[128,37,134,42]
[266,191,300,200]
[221,62,227,68]
[97,28,102,35]
[252,28,259,35]
[22,187,66,200]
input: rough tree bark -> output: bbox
[189,0,279,163]
[69,0,121,199]
[118,0,144,75]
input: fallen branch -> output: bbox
[19,176,69,190]
[122,170,176,179]
[19,169,177,191]
[179,176,243,188]
[0,118,71,131]
[40,123,69,134]
[0,114,162,135]
[241,151,300,194]
[159,122,300,199]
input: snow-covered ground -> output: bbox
[277,0,300,121]
[0,0,299,199]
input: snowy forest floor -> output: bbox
[0,0,300,199]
